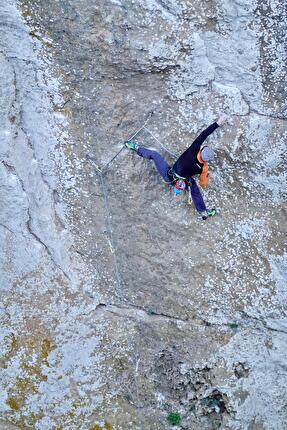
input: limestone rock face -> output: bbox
[0,0,286,429]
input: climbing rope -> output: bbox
[85,111,153,424]
[143,126,178,159]
[91,164,145,429]
[86,114,188,429]
[99,111,154,172]
[86,112,186,268]
[86,111,178,174]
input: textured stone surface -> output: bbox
[0,0,286,429]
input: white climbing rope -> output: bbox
[143,126,178,159]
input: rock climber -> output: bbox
[125,113,227,220]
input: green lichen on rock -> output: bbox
[167,412,181,426]
[229,323,239,330]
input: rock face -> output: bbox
[0,0,286,429]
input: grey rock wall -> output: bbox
[0,0,286,429]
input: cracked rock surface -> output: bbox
[0,0,286,429]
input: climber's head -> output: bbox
[200,146,214,162]
[173,179,186,195]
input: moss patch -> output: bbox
[167,412,181,426]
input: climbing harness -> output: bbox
[168,168,188,196]
[169,168,186,181]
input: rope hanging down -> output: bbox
[89,150,145,428]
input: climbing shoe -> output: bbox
[202,208,217,220]
[125,140,138,151]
